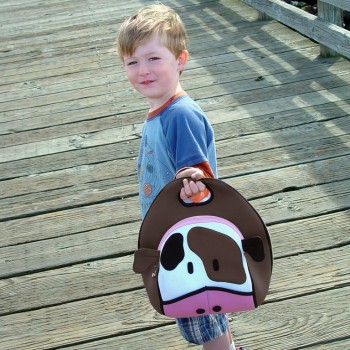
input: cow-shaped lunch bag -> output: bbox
[133,178,273,318]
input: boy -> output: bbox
[116,4,244,350]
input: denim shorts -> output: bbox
[176,314,228,345]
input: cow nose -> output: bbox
[212,305,222,312]
[196,305,222,314]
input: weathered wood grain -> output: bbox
[318,0,350,12]
[1,57,349,126]
[1,55,348,143]
[1,235,348,316]
[1,176,349,279]
[1,95,349,182]
[0,149,349,221]
[1,0,349,349]
[241,0,350,58]
[1,151,349,248]
[1,285,348,350]
[1,45,337,138]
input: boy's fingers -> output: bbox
[191,171,204,180]
[182,179,192,197]
[196,181,206,192]
[180,179,207,200]
[189,180,199,193]
[180,188,187,200]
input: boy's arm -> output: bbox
[175,161,214,201]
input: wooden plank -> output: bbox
[0,36,318,90]
[0,197,140,247]
[1,177,350,276]
[234,288,350,350]
[320,0,350,11]
[0,284,348,350]
[0,142,348,244]
[227,154,350,198]
[318,0,344,57]
[0,123,143,163]
[0,34,325,108]
[0,38,325,119]
[2,52,349,122]
[1,45,334,135]
[0,159,137,199]
[0,134,350,246]
[268,209,350,256]
[57,323,350,350]
[1,222,348,315]
[0,1,252,39]
[219,133,350,178]
[241,0,350,58]
[0,288,172,350]
[217,115,350,158]
[1,74,349,163]
[268,245,350,302]
[0,22,313,85]
[0,139,140,181]
[253,178,350,224]
[307,338,350,350]
[214,99,350,141]
[63,324,201,350]
[0,219,139,278]
[0,16,264,70]
[2,49,348,118]
[194,79,350,117]
[2,93,350,189]
[0,148,349,221]
[0,2,139,32]
[0,2,266,67]
[3,105,350,194]
[0,0,217,30]
[1,95,349,181]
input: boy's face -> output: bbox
[123,35,188,109]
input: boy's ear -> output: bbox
[177,50,189,71]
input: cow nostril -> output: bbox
[213,259,220,271]
[196,308,205,315]
[187,262,194,274]
[212,305,222,312]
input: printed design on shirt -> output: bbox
[138,134,173,216]
[139,135,157,199]
[141,147,154,198]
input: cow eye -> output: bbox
[187,262,194,274]
[160,233,184,270]
[213,259,220,271]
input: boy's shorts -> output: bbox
[176,314,228,345]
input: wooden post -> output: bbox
[317,0,344,57]
[258,11,270,20]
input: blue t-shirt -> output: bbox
[138,93,217,218]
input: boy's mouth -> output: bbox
[141,80,154,85]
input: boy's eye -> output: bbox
[149,57,160,61]
[126,61,137,66]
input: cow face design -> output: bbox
[133,178,273,318]
[157,216,257,317]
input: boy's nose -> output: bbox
[138,61,150,75]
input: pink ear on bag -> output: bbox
[133,178,273,318]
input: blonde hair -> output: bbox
[116,3,188,59]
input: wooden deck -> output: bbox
[1,0,349,349]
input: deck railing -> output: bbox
[240,0,350,59]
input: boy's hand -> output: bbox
[175,168,206,200]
